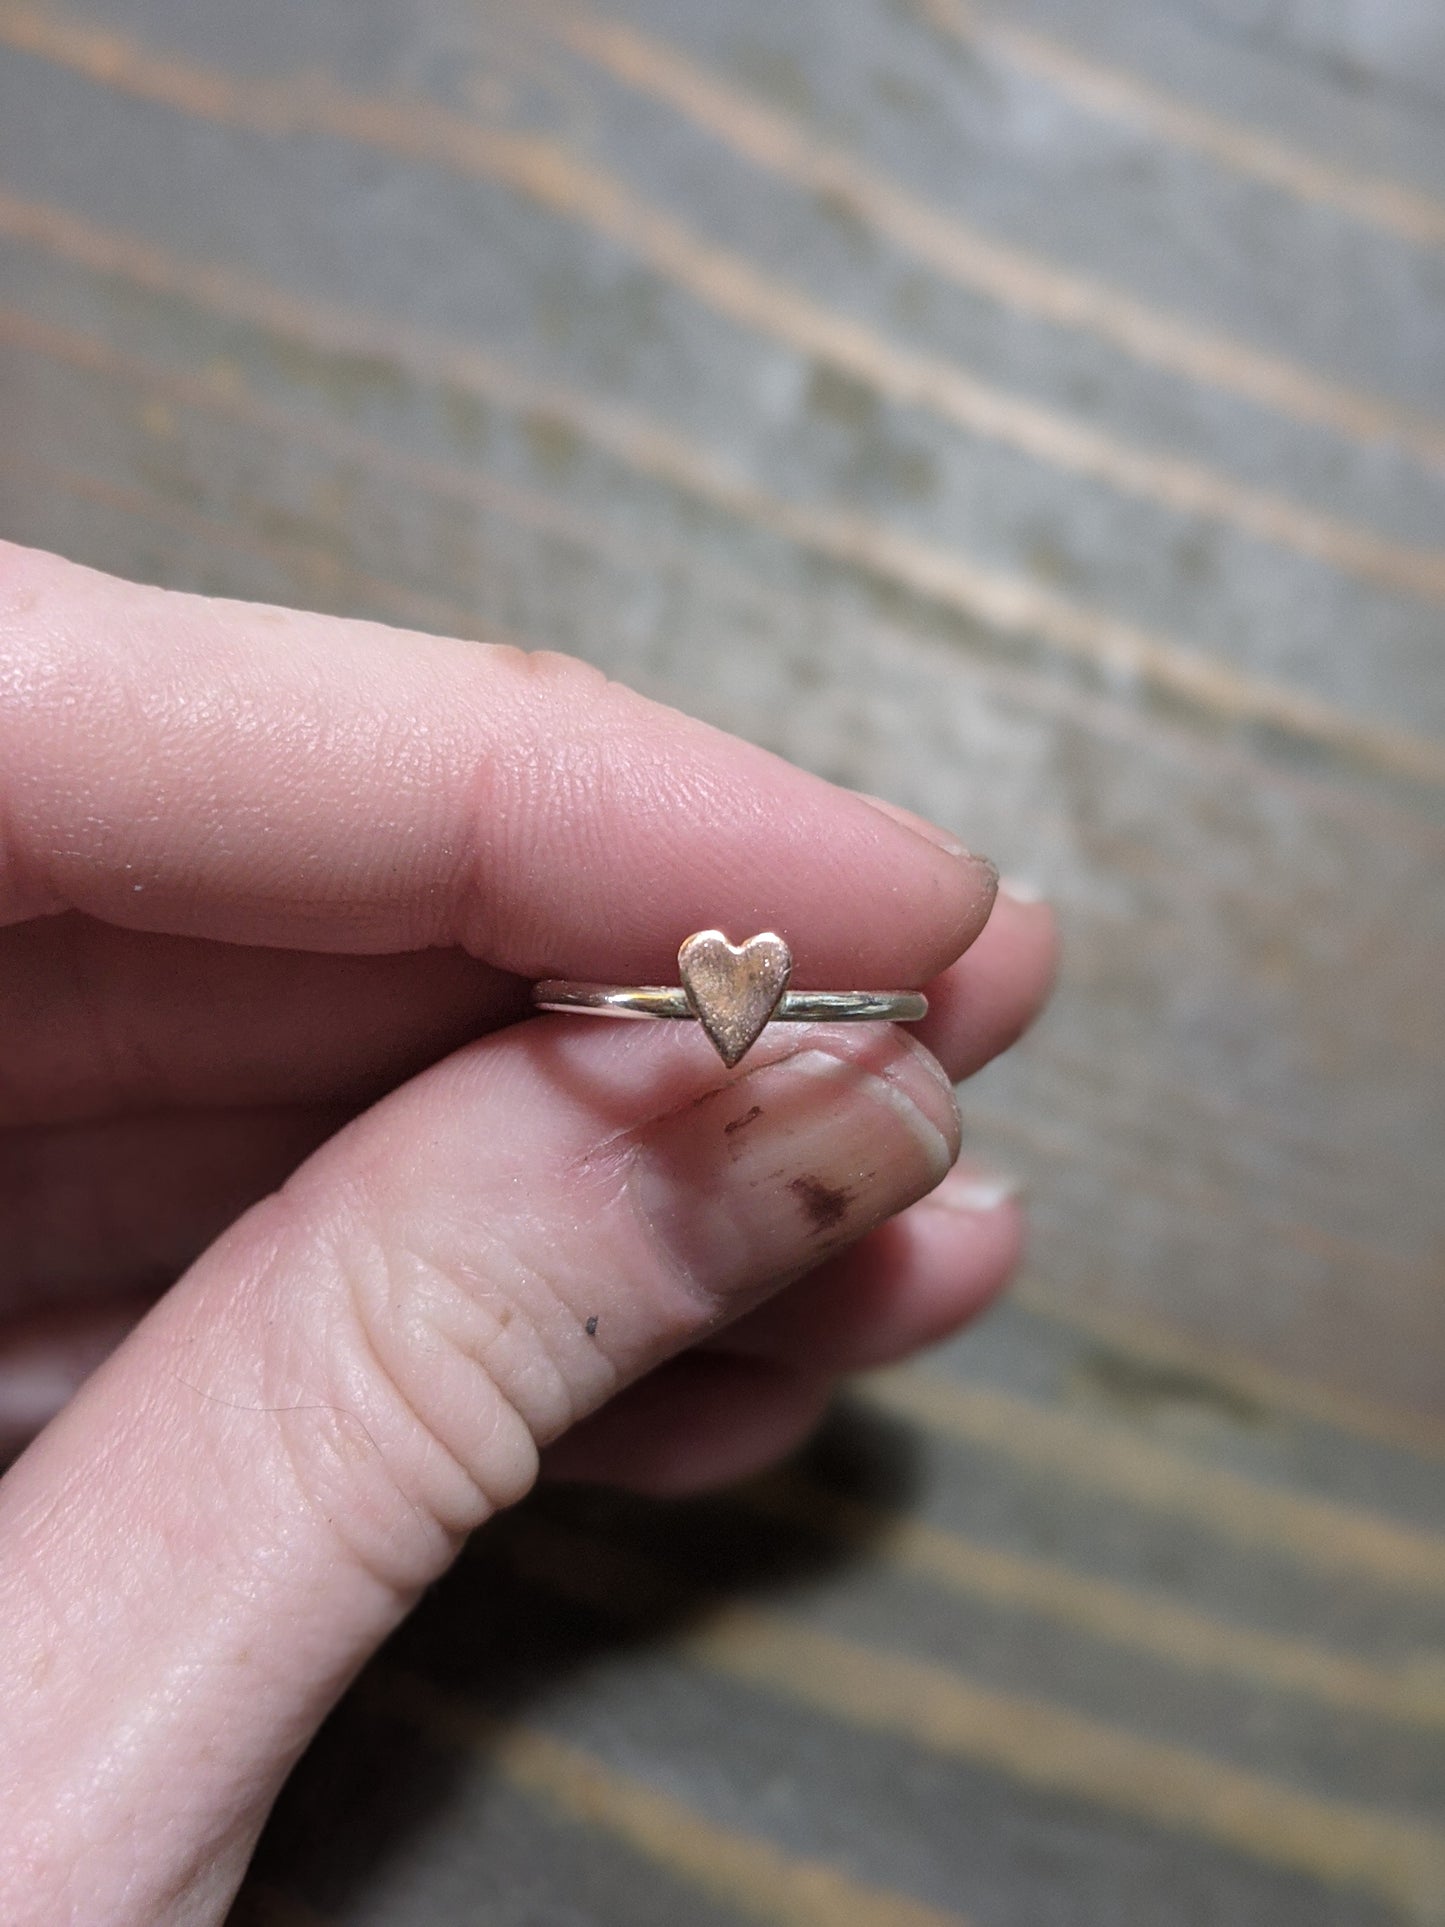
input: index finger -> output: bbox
[0,543,995,982]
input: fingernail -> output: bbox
[892,1025,962,1102]
[925,1162,1025,1215]
[998,875,1047,906]
[634,1039,960,1302]
[853,790,975,862]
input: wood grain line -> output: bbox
[13,295,1442,867]
[866,1372,1445,1594]
[747,1475,1445,1728]
[543,0,1445,470]
[27,458,519,645]
[693,1616,1445,1918]
[1011,1282,1445,1461]
[914,0,1445,253]
[2,188,1440,789]
[506,1521,1445,1916]
[6,2,1445,608]
[963,1090,1445,1306]
[0,309,616,559]
[12,285,1445,878]
[22,296,1444,1045]
[367,1671,972,1927]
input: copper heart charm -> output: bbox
[678,930,793,1067]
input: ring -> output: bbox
[532,929,927,1068]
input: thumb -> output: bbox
[0,1012,957,1924]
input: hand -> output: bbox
[0,540,1056,1923]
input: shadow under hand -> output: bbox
[238,1390,923,1917]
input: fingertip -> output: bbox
[915,1159,1029,1296]
[863,1158,1029,1349]
[914,878,1059,1079]
[994,876,1063,986]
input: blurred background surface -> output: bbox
[2,0,1443,1919]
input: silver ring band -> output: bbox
[532,985,927,1023]
[532,928,925,1068]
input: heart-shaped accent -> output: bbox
[679,929,793,1068]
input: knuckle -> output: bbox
[257,1181,625,1594]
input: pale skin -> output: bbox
[0,539,1058,1923]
